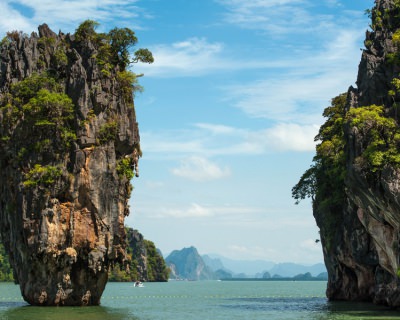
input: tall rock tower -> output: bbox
[294,0,400,307]
[0,22,151,306]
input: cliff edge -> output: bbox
[293,0,400,307]
[0,22,152,306]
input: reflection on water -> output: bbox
[326,300,400,319]
[0,304,135,320]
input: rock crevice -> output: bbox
[314,0,400,307]
[0,23,142,306]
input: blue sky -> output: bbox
[3,0,373,264]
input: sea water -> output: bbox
[0,281,400,319]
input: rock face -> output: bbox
[315,0,400,307]
[166,247,215,280]
[109,228,169,282]
[126,229,169,282]
[0,24,142,305]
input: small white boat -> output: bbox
[134,281,144,287]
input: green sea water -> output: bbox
[0,281,399,319]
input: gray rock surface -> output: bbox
[0,24,140,305]
[317,0,400,307]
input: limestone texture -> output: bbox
[0,24,140,305]
[316,0,400,307]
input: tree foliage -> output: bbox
[144,240,170,282]
[293,1,400,252]
[75,20,154,72]
[292,94,347,251]
[0,243,13,282]
[109,229,169,282]
[292,94,347,206]
[0,72,76,182]
[23,164,62,188]
[74,20,100,42]
[346,105,400,171]
[108,27,137,69]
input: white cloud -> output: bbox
[136,202,265,220]
[136,37,305,78]
[215,0,366,37]
[0,0,143,35]
[194,123,238,135]
[162,203,214,218]
[141,121,318,158]
[226,237,322,262]
[171,156,231,181]
[0,2,35,33]
[324,0,342,8]
[222,29,363,122]
[257,124,319,152]
[137,37,230,77]
[141,130,206,156]
[215,0,329,35]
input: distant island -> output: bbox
[0,242,327,283]
[220,272,328,282]
[165,246,327,281]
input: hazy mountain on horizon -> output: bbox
[165,246,215,280]
[165,247,326,279]
[268,262,326,277]
[203,253,326,277]
[204,253,275,276]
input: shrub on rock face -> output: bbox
[0,21,153,306]
[293,0,400,307]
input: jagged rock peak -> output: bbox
[0,22,148,305]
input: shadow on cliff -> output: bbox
[0,304,138,320]
[325,300,400,318]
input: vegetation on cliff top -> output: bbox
[0,21,158,302]
[0,20,153,192]
[293,0,400,250]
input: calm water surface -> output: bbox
[0,281,399,319]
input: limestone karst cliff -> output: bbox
[109,228,169,282]
[0,22,152,306]
[293,0,400,307]
[166,247,215,280]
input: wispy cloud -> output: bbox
[223,29,363,121]
[139,29,362,156]
[137,37,227,77]
[136,202,265,219]
[163,203,214,218]
[171,156,231,181]
[215,0,316,34]
[141,121,317,157]
[0,0,144,35]
[137,0,366,79]
[136,37,291,77]
[138,28,363,156]
[215,0,365,37]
